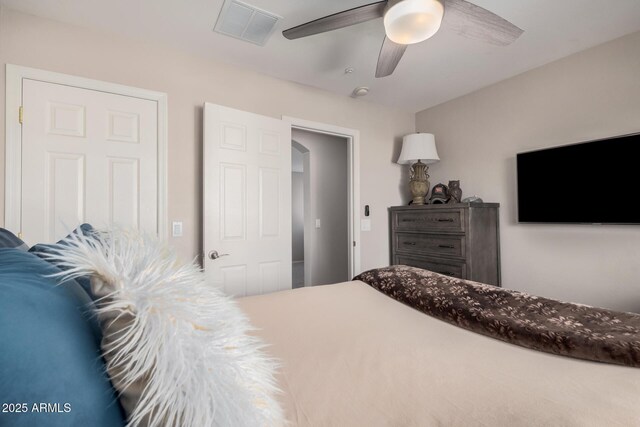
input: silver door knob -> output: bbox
[208,250,229,260]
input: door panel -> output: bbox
[47,102,85,137]
[220,163,247,240]
[21,79,158,243]
[108,158,140,228]
[259,167,280,238]
[47,153,85,242]
[221,265,248,297]
[259,261,281,294]
[204,103,292,296]
[107,110,140,143]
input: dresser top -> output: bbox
[389,202,499,211]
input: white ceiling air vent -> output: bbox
[214,0,281,46]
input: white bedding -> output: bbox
[238,280,640,426]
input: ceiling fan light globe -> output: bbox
[384,0,444,45]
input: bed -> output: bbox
[4,223,640,426]
[239,272,640,426]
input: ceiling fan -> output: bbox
[282,0,523,78]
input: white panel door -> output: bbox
[203,103,292,296]
[21,79,158,243]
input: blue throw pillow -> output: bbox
[0,228,28,251]
[0,249,125,427]
[29,224,95,298]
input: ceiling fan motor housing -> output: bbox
[384,0,445,45]
[385,0,445,14]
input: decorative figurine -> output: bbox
[448,180,462,204]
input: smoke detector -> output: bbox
[214,0,281,46]
[352,86,370,97]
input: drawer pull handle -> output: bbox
[400,217,455,223]
[441,271,454,276]
[438,244,455,249]
[403,242,417,246]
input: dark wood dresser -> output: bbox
[389,203,501,286]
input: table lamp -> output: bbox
[397,133,440,205]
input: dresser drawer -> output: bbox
[395,233,466,259]
[393,209,465,232]
[394,255,467,279]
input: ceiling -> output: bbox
[3,0,640,112]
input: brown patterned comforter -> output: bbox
[354,265,640,367]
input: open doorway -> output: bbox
[285,116,361,287]
[291,128,351,287]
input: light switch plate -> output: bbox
[172,221,183,237]
[315,219,321,229]
[361,219,371,231]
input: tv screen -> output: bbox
[517,132,640,224]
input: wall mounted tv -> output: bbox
[517,132,640,224]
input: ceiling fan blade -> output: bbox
[443,0,523,46]
[283,1,387,40]
[375,36,408,78]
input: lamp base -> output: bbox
[409,160,430,205]
[409,179,430,205]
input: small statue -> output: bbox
[448,180,462,204]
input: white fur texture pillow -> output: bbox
[46,229,283,427]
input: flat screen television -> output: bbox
[517,132,640,224]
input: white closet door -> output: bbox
[21,79,158,243]
[203,103,292,297]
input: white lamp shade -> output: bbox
[397,133,440,164]
[383,0,444,45]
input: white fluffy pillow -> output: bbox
[46,229,283,427]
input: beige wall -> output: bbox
[416,31,640,312]
[291,171,304,262]
[0,8,414,270]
